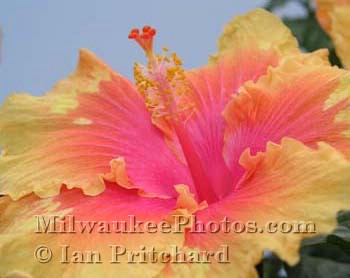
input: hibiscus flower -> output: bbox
[0,9,349,277]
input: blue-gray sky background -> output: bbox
[0,1,303,104]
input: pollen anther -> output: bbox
[130,26,192,124]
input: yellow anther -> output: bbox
[132,46,192,123]
[171,52,183,66]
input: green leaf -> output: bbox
[283,15,342,67]
[264,0,293,11]
[338,211,350,226]
[288,211,350,277]
[302,211,350,247]
[327,213,350,255]
[265,0,343,67]
[285,255,350,278]
[264,0,314,14]
[301,235,327,247]
[262,254,284,278]
[331,226,350,243]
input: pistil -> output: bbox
[129,26,220,203]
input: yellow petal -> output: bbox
[238,138,350,264]
[210,8,299,63]
[316,0,350,68]
[330,6,350,68]
[0,49,113,199]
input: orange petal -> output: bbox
[0,49,193,200]
[0,183,183,277]
[223,51,350,187]
[178,138,350,277]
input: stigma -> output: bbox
[128,26,156,59]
